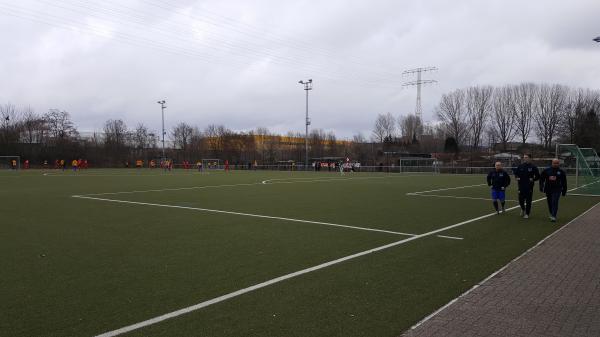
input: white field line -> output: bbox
[92,179,599,337]
[80,183,261,196]
[407,200,600,332]
[78,174,424,197]
[260,174,427,185]
[71,195,418,237]
[262,177,354,184]
[407,193,519,203]
[42,172,208,177]
[92,199,536,337]
[569,193,600,197]
[408,183,487,195]
[72,195,463,240]
[436,235,464,240]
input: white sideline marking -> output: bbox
[93,200,528,337]
[407,193,518,203]
[72,195,417,237]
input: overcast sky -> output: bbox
[1,0,599,139]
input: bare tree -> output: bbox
[133,124,150,150]
[534,84,567,148]
[171,122,196,154]
[310,129,327,159]
[560,88,600,144]
[1,103,18,129]
[204,124,222,157]
[21,107,46,144]
[103,119,129,163]
[491,85,516,151]
[372,112,395,143]
[0,104,21,157]
[465,86,493,149]
[104,119,128,144]
[436,89,467,146]
[513,83,537,145]
[398,114,423,141]
[132,123,158,159]
[44,109,77,141]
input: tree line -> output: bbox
[0,104,373,166]
[2,82,599,167]
[372,83,600,154]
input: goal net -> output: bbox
[0,156,20,170]
[556,144,600,196]
[202,159,223,170]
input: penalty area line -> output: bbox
[71,195,418,237]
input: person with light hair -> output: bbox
[487,161,511,214]
[539,158,567,222]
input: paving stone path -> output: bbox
[403,203,600,337]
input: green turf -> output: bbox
[1,169,597,337]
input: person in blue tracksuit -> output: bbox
[513,155,540,219]
[487,161,511,214]
[539,159,567,222]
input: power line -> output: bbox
[64,0,406,83]
[0,2,407,89]
[143,0,407,79]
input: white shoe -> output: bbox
[523,214,529,219]
[550,216,556,222]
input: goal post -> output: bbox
[202,159,223,170]
[556,144,600,196]
[0,156,20,170]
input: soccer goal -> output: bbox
[202,159,223,170]
[0,156,20,170]
[556,144,600,196]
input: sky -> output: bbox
[1,0,599,139]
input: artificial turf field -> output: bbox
[1,169,598,337]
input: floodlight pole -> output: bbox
[299,79,313,171]
[157,100,167,160]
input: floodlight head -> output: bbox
[594,36,600,42]
[308,79,312,83]
[299,80,304,84]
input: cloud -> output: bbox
[0,0,599,138]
